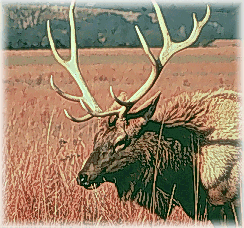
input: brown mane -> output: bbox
[152,89,241,137]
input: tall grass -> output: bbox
[3,45,238,225]
[3,90,192,225]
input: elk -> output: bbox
[47,0,241,226]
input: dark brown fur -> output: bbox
[77,89,241,226]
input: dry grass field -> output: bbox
[3,40,241,226]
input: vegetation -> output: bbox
[3,3,239,49]
[3,44,239,225]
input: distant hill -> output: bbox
[3,3,240,50]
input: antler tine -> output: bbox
[111,1,210,115]
[69,0,78,63]
[50,75,81,102]
[110,25,160,108]
[80,99,124,118]
[64,109,93,122]
[154,2,211,65]
[47,0,103,122]
[109,86,134,107]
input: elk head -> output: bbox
[47,1,210,190]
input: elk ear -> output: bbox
[128,91,161,121]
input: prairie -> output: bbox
[3,40,240,225]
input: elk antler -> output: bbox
[47,0,102,122]
[111,1,210,107]
[48,1,210,122]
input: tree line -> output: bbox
[3,3,239,49]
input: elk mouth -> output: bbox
[77,175,114,190]
[76,176,102,189]
[83,182,101,190]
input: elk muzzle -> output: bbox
[76,172,104,189]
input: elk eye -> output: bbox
[114,140,126,152]
[108,115,118,127]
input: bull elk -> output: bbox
[47,0,241,226]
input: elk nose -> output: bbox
[77,174,88,186]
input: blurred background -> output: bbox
[2,1,240,50]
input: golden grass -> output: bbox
[3,94,194,225]
[3,45,239,226]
